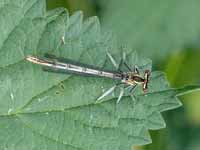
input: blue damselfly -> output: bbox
[26,53,150,103]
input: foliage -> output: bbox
[0,0,200,150]
[101,0,200,60]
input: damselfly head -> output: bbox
[143,70,150,93]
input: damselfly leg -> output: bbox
[96,53,123,103]
[97,52,136,103]
[107,52,133,72]
[107,52,118,70]
[133,65,139,74]
[129,84,137,93]
[117,87,124,103]
[96,85,117,102]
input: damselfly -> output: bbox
[26,53,150,103]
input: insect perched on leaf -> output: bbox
[26,53,150,103]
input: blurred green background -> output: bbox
[46,0,200,150]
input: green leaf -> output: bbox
[101,0,200,59]
[0,0,200,150]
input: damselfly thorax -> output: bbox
[26,53,150,103]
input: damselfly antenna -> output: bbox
[25,53,151,103]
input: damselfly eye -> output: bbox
[132,76,144,83]
[144,70,150,80]
[143,70,150,93]
[143,84,148,93]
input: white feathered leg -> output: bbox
[96,85,117,103]
[107,52,118,70]
[97,52,128,104]
[116,87,124,104]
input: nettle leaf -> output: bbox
[0,1,200,150]
[101,0,200,59]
